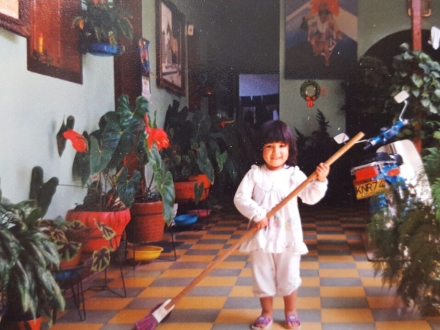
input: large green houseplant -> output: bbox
[59,95,147,212]
[390,43,440,147]
[59,95,175,249]
[359,44,440,315]
[162,102,230,203]
[0,190,65,328]
[72,0,134,55]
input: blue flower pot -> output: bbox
[87,42,125,56]
[174,214,198,226]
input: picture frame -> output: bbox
[156,0,186,96]
[27,0,82,84]
[0,0,30,37]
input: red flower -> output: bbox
[144,115,169,151]
[63,129,88,152]
[221,120,234,128]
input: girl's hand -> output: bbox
[316,163,330,182]
[253,217,268,230]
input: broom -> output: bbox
[135,131,365,330]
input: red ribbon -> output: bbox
[305,96,315,107]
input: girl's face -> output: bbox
[262,141,289,171]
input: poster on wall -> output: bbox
[285,0,358,79]
[139,38,152,102]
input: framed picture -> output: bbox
[284,0,358,79]
[27,0,82,84]
[156,0,186,96]
[0,0,30,37]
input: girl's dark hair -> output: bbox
[256,120,297,167]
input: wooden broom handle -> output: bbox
[165,131,364,310]
[266,131,364,218]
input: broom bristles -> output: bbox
[135,314,159,330]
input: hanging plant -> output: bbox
[300,80,320,107]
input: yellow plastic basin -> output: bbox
[127,245,163,261]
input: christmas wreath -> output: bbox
[300,80,320,107]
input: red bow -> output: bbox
[305,96,316,107]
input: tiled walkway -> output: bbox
[51,202,440,330]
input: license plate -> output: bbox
[354,178,387,199]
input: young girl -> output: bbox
[234,120,330,329]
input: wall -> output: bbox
[0,28,115,219]
[279,0,440,138]
[0,0,207,219]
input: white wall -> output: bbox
[0,28,115,219]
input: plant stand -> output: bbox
[85,235,127,298]
[53,264,86,322]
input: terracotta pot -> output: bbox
[0,316,42,330]
[127,201,165,242]
[175,174,211,202]
[188,209,212,218]
[65,209,131,252]
[60,248,82,269]
[413,136,422,153]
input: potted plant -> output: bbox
[125,112,175,243]
[0,190,65,329]
[59,95,174,249]
[162,102,229,204]
[390,43,440,151]
[72,0,134,56]
[36,217,116,273]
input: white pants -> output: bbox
[250,248,301,297]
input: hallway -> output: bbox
[51,203,440,330]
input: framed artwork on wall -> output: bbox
[0,0,30,37]
[284,0,358,79]
[156,0,186,96]
[27,0,82,84]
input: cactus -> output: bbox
[29,166,59,216]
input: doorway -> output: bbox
[238,74,280,129]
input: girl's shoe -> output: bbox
[251,315,273,329]
[285,315,301,329]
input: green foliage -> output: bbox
[67,95,148,211]
[341,56,394,136]
[72,0,133,46]
[391,43,440,116]
[295,109,337,175]
[194,182,204,207]
[0,191,65,326]
[367,134,440,314]
[163,104,226,185]
[37,216,115,273]
[345,43,440,316]
[391,43,440,142]
[368,202,440,313]
[146,143,175,226]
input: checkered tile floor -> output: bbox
[51,202,440,330]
